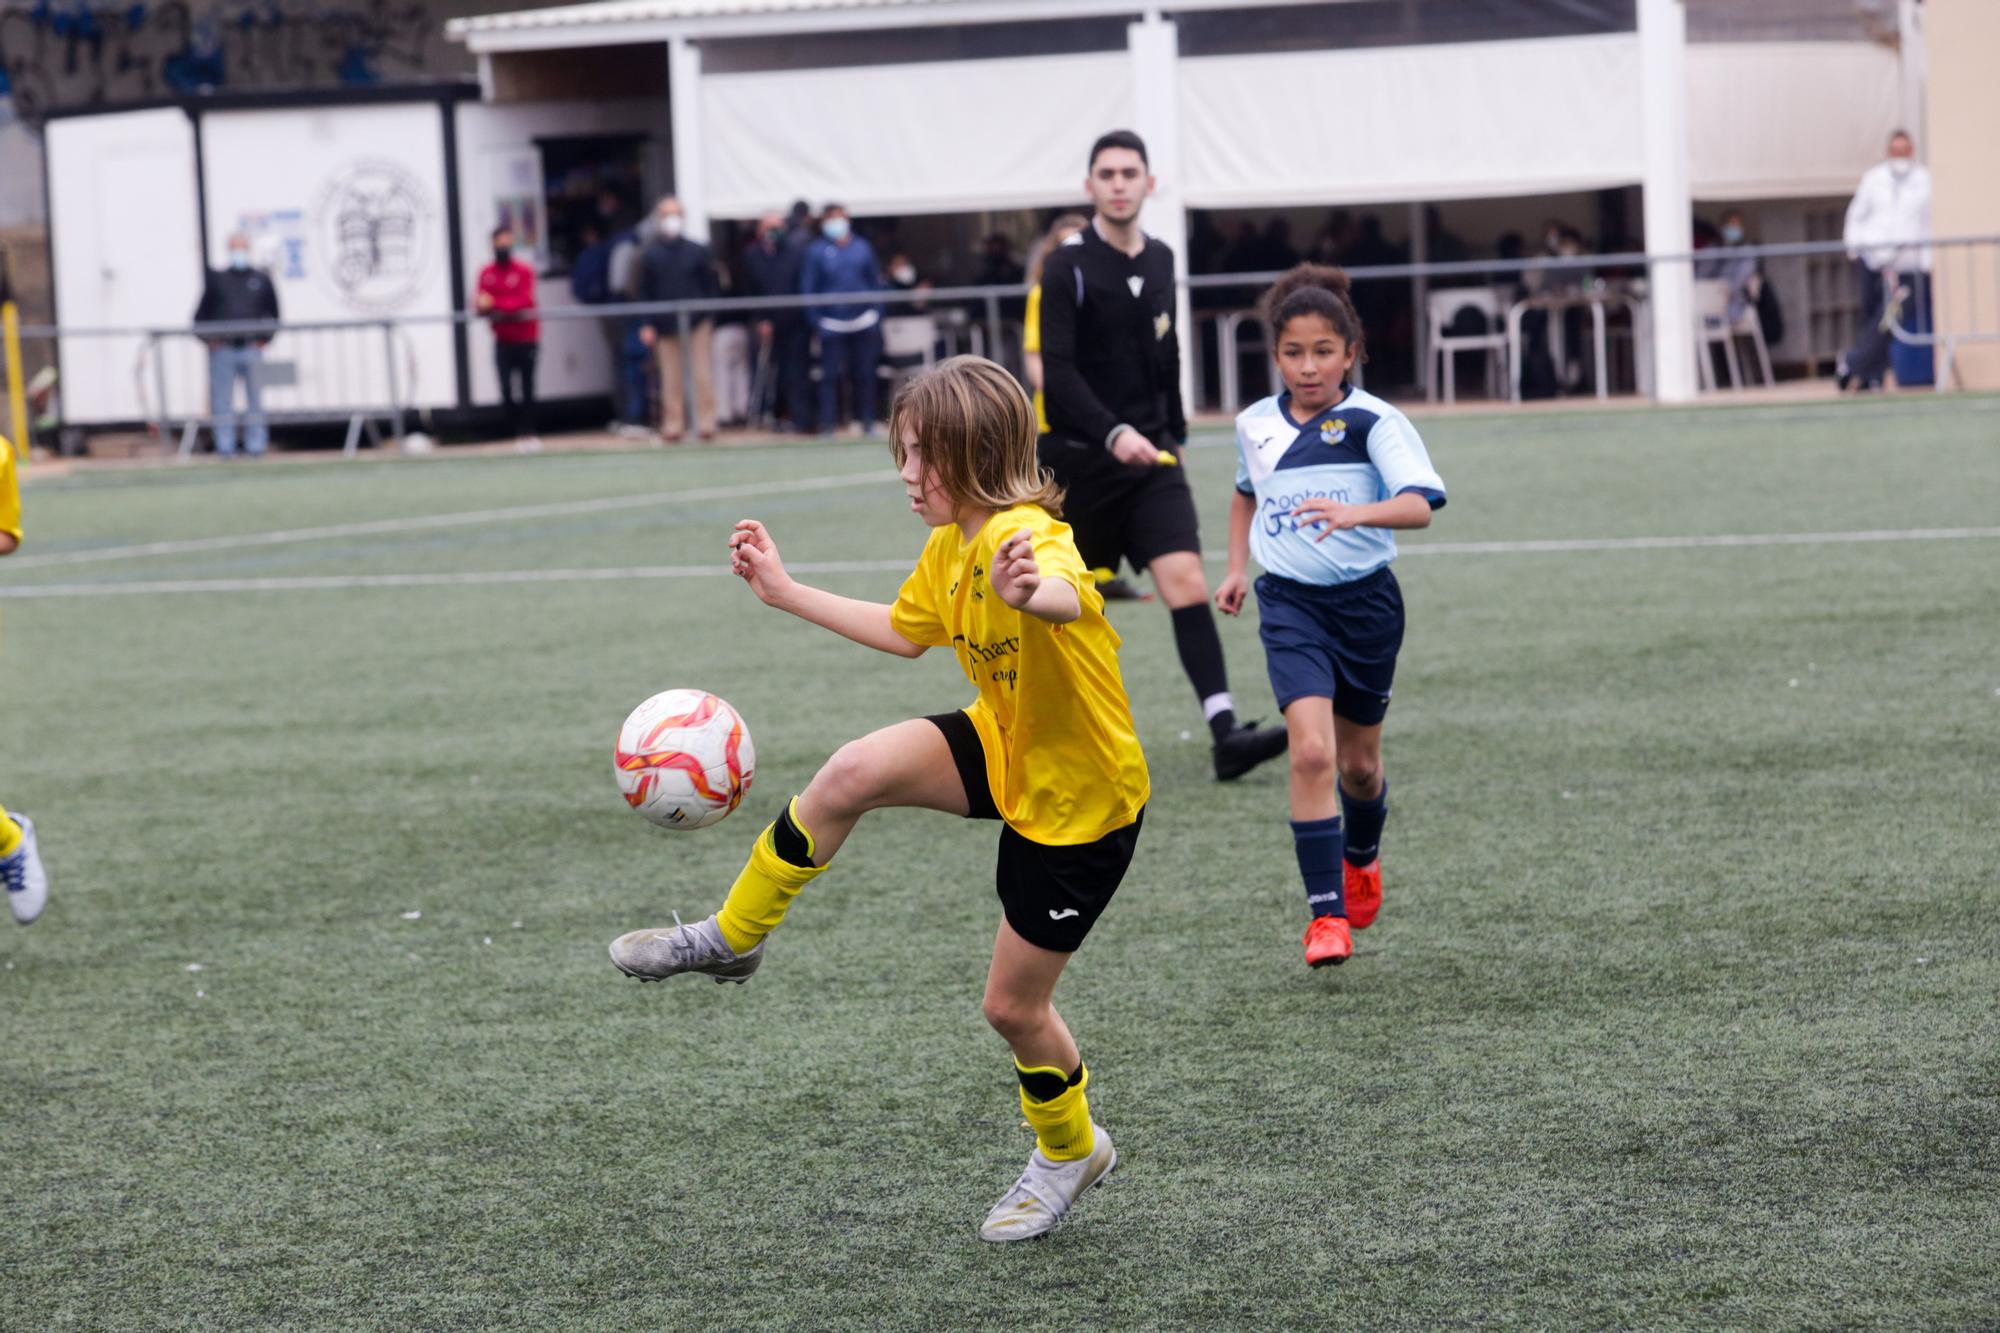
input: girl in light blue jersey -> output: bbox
[1215,265,1446,968]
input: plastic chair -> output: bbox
[1427,288,1511,403]
[1693,278,1774,390]
[877,314,940,395]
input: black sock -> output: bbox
[1168,604,1236,740]
[1017,1062,1086,1103]
[770,799,814,869]
[1341,779,1388,867]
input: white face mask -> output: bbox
[229,252,249,270]
[823,217,851,242]
[891,265,916,285]
[660,214,684,239]
[1888,158,1913,178]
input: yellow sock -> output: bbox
[1017,1061,1095,1161]
[715,798,824,955]
[0,804,19,859]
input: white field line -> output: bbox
[1398,526,2000,557]
[4,525,1998,600]
[1,469,893,570]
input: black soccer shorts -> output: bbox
[1036,434,1202,575]
[925,709,1143,953]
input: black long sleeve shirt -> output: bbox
[1039,225,1187,448]
[193,267,280,345]
[636,237,720,334]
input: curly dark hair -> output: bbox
[1260,263,1367,364]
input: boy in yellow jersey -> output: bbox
[608,357,1149,1242]
[0,434,51,924]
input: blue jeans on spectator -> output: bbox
[774,321,816,433]
[620,322,653,425]
[1844,262,1892,388]
[209,342,269,455]
[817,324,881,433]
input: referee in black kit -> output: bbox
[1038,129,1287,781]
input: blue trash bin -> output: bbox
[1890,272,1934,387]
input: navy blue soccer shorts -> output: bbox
[1255,566,1406,726]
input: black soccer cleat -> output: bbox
[1212,720,1288,781]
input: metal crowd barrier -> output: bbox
[12,235,1997,455]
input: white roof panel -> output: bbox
[452,0,995,39]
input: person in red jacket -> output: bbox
[476,226,541,447]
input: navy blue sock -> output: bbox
[1340,779,1387,868]
[1291,816,1344,919]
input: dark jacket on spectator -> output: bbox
[637,235,720,334]
[743,236,807,331]
[801,237,884,331]
[194,266,280,345]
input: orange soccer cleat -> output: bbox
[1303,914,1352,968]
[1344,860,1382,930]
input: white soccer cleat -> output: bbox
[978,1124,1116,1242]
[608,912,763,984]
[2,813,49,925]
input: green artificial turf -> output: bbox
[2,395,1997,1329]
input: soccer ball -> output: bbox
[613,689,755,830]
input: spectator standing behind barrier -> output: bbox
[637,196,721,443]
[743,210,813,434]
[711,252,753,430]
[476,226,541,449]
[801,204,885,437]
[1839,129,1932,393]
[570,219,635,434]
[193,232,279,458]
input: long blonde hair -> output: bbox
[1026,213,1090,287]
[889,356,1063,517]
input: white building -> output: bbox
[446,0,1923,404]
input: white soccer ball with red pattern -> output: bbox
[613,689,755,830]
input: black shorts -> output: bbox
[926,709,1143,953]
[1037,433,1202,574]
[1255,567,1406,726]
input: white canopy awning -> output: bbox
[701,51,1132,217]
[1686,41,1903,200]
[1179,34,1647,209]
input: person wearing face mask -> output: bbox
[742,209,814,433]
[475,226,542,448]
[192,232,281,457]
[1696,210,1762,327]
[801,204,886,436]
[636,196,722,442]
[1840,129,1933,392]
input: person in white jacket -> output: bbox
[1839,130,1932,392]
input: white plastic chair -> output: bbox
[1427,288,1511,403]
[877,314,939,395]
[1693,278,1774,390]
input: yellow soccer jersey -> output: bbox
[1024,284,1050,435]
[0,435,20,547]
[891,502,1149,845]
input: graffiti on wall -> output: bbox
[0,0,440,125]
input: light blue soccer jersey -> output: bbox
[1233,386,1446,586]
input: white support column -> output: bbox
[1898,0,1927,150]
[1639,0,1695,403]
[1129,13,1195,418]
[668,35,710,244]
[1409,200,1430,398]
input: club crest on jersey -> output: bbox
[1320,417,1348,445]
[1154,311,1171,341]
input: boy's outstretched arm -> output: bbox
[729,520,926,658]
